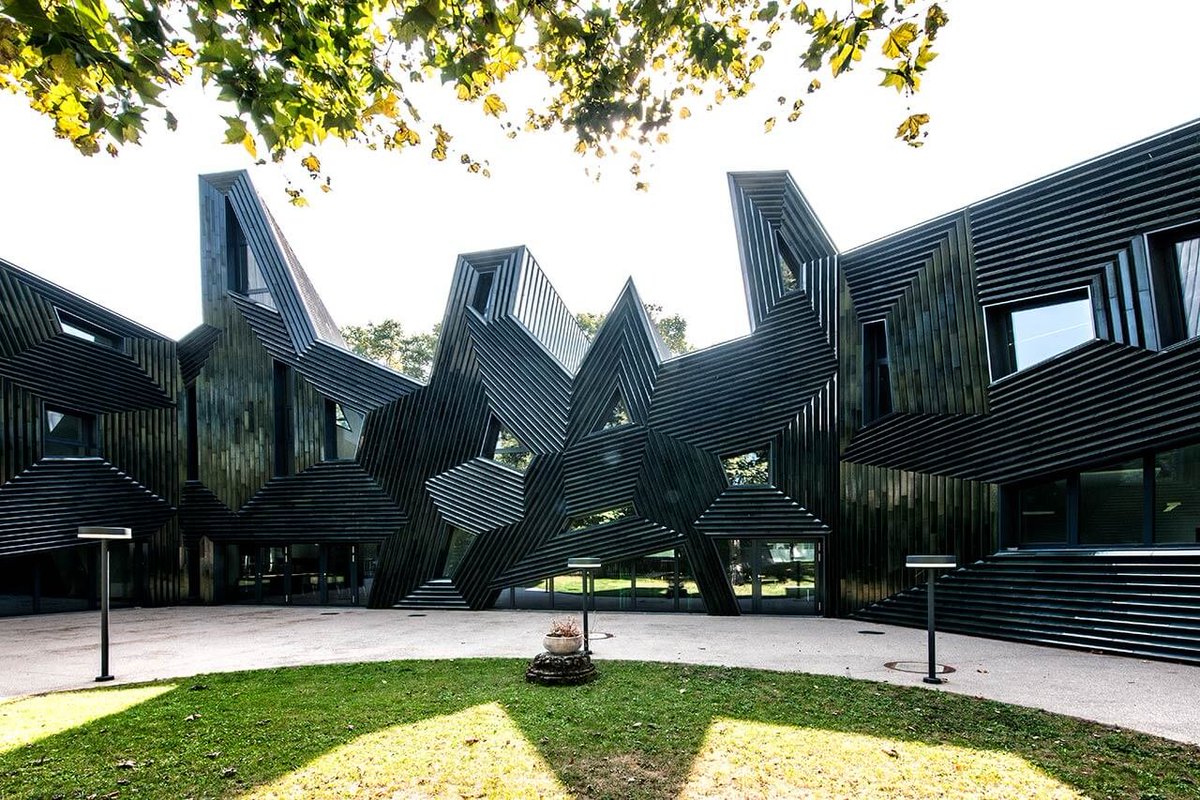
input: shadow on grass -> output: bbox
[0,659,1196,799]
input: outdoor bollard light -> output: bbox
[566,558,601,655]
[78,526,133,682]
[905,554,957,685]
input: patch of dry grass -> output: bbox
[0,685,174,754]
[240,702,568,800]
[680,717,1085,799]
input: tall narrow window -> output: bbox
[186,385,199,480]
[225,199,272,306]
[722,448,771,486]
[986,289,1094,379]
[1148,222,1200,348]
[43,407,98,457]
[324,399,362,461]
[862,321,892,425]
[273,361,293,477]
[776,231,801,293]
[469,270,496,316]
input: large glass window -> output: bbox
[862,321,892,425]
[43,407,98,457]
[987,289,1095,379]
[1154,444,1200,544]
[1079,459,1145,546]
[273,361,293,477]
[776,231,801,293]
[1148,222,1200,348]
[1016,478,1068,546]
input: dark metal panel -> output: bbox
[426,457,525,534]
[695,485,831,537]
[0,459,174,557]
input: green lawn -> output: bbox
[1,659,1196,799]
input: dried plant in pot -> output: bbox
[543,616,583,655]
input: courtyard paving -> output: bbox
[0,605,1196,745]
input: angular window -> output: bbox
[442,527,477,578]
[56,309,122,351]
[469,270,496,316]
[43,407,98,458]
[566,503,634,532]
[986,289,1095,380]
[862,321,892,425]
[722,448,770,486]
[484,417,532,472]
[225,199,272,307]
[776,231,801,293]
[1148,222,1200,348]
[324,399,362,461]
[595,389,632,432]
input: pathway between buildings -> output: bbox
[1,606,1196,746]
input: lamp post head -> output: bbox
[905,554,957,569]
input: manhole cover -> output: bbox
[408,613,426,617]
[320,611,339,616]
[884,661,956,675]
[858,629,885,635]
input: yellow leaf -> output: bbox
[679,107,691,119]
[300,154,321,174]
[242,133,257,158]
[455,83,471,101]
[482,93,506,117]
[764,117,776,133]
[574,140,587,154]
[883,22,920,59]
[635,181,649,192]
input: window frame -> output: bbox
[861,319,893,427]
[55,308,124,352]
[1144,220,1200,350]
[721,446,773,487]
[983,286,1096,382]
[42,404,99,459]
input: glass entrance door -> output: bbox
[720,538,822,614]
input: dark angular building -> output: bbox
[1,122,1198,664]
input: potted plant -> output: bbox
[543,616,583,655]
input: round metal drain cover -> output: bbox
[408,613,426,617]
[857,629,885,635]
[884,661,956,675]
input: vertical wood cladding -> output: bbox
[181,173,409,556]
[0,260,182,603]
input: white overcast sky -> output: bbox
[3,1,1199,348]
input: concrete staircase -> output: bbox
[393,578,470,610]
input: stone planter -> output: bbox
[543,634,583,655]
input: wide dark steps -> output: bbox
[854,549,1200,665]
[393,577,470,610]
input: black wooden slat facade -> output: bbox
[6,121,1200,653]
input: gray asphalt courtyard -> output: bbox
[1,605,1196,745]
